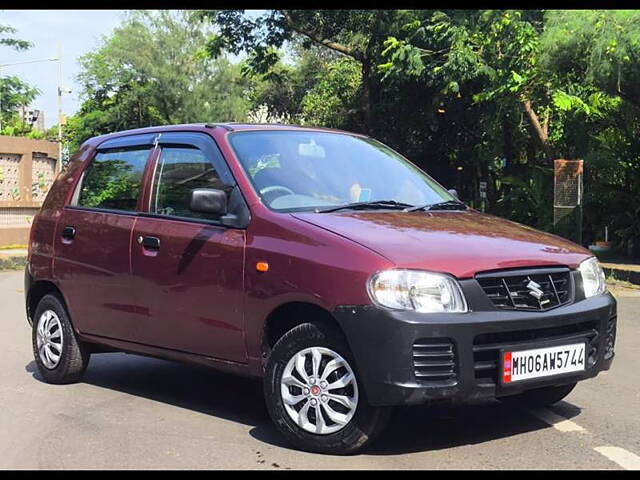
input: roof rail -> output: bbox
[204,123,234,131]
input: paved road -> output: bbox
[1,269,639,469]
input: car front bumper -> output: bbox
[333,278,617,407]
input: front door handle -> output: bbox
[138,235,160,250]
[61,226,76,240]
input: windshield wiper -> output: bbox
[404,200,468,212]
[316,200,415,213]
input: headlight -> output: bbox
[368,269,468,313]
[578,257,607,297]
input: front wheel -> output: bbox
[264,322,390,455]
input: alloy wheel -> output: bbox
[280,346,358,435]
[36,310,63,369]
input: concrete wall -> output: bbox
[0,135,59,246]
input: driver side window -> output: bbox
[151,146,227,220]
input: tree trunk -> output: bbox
[361,59,373,133]
[360,10,385,135]
[521,97,556,163]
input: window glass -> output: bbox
[229,131,454,212]
[77,147,150,211]
[151,146,227,220]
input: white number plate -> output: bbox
[502,343,585,384]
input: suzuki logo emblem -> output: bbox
[526,280,544,299]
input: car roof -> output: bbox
[85,123,367,147]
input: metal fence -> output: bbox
[553,159,583,245]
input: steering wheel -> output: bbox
[260,185,295,203]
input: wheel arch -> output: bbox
[27,280,70,327]
[262,301,347,357]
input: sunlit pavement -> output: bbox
[1,269,638,469]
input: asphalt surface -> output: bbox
[1,269,639,470]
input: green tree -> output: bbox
[540,10,640,109]
[0,76,39,133]
[539,11,640,253]
[196,9,412,132]
[379,11,562,160]
[66,10,252,151]
[0,23,32,50]
[1,22,41,135]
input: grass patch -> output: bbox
[606,276,640,290]
[0,256,27,271]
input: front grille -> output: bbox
[472,321,599,386]
[476,268,572,311]
[413,338,457,385]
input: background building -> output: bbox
[17,105,45,132]
[0,135,58,246]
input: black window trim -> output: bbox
[136,211,230,228]
[145,132,242,227]
[154,132,235,186]
[68,130,250,228]
[96,133,158,151]
[64,205,141,217]
[71,138,155,213]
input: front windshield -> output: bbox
[229,130,454,212]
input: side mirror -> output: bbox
[189,188,227,216]
[448,188,460,201]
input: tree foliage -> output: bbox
[0,22,41,136]
[0,23,32,51]
[65,10,252,151]
[540,11,640,109]
[192,9,640,254]
[62,9,640,256]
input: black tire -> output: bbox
[498,382,577,408]
[264,322,391,455]
[31,293,90,384]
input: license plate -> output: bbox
[502,343,586,384]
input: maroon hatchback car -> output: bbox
[25,123,616,454]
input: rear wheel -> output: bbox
[499,382,577,407]
[264,322,391,455]
[32,294,90,384]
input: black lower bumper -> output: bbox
[333,286,617,407]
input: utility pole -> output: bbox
[56,43,72,173]
[57,43,63,173]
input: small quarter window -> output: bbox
[77,147,150,211]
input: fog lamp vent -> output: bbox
[604,317,616,360]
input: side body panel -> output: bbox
[127,131,248,362]
[49,137,158,340]
[209,128,395,375]
[28,143,95,284]
[240,210,393,375]
[52,208,138,339]
[129,217,247,361]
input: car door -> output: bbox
[129,132,247,362]
[53,134,156,340]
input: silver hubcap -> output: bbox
[36,310,63,369]
[280,347,358,435]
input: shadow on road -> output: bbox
[26,352,583,456]
[364,400,581,455]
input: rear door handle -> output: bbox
[138,235,160,250]
[61,226,76,240]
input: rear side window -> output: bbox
[77,147,151,211]
[151,146,228,220]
